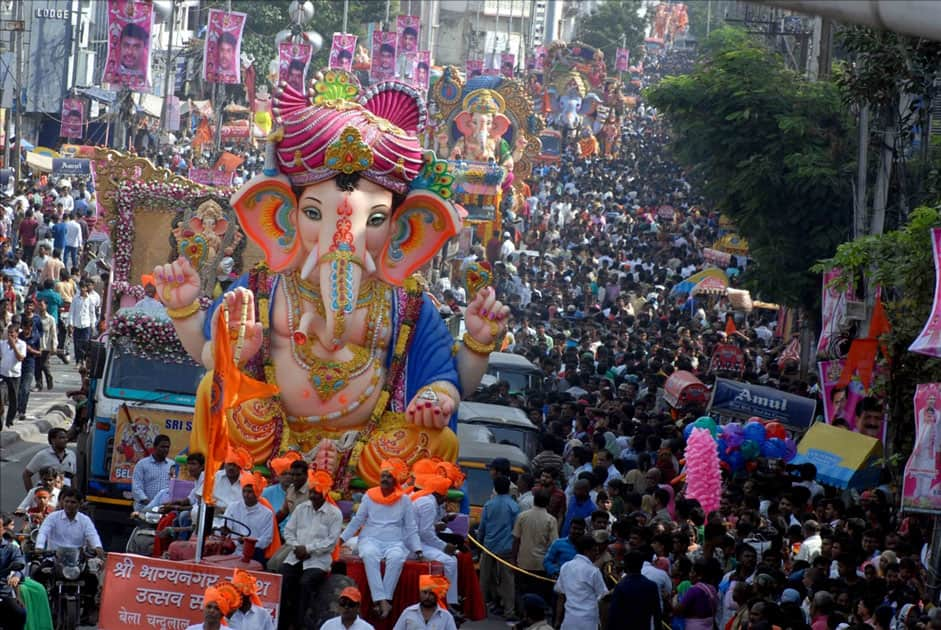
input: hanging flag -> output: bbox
[60,98,84,139]
[910,228,941,357]
[370,31,397,81]
[279,41,313,93]
[165,95,181,132]
[102,0,154,91]
[329,33,357,72]
[202,9,247,85]
[818,269,854,356]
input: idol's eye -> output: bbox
[367,212,388,227]
[302,207,322,221]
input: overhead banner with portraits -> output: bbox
[370,31,397,81]
[279,41,313,93]
[329,33,357,72]
[60,98,84,139]
[102,0,154,91]
[202,9,246,84]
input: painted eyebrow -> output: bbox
[301,196,322,204]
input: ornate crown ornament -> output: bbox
[325,126,375,175]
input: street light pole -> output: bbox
[160,0,177,129]
[343,0,348,33]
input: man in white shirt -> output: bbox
[340,461,422,619]
[0,323,25,428]
[229,569,275,630]
[391,576,458,630]
[23,427,76,488]
[411,475,459,609]
[223,481,275,566]
[17,465,61,512]
[281,474,343,630]
[63,213,82,270]
[554,535,608,630]
[131,435,172,512]
[794,520,823,563]
[68,282,96,366]
[321,586,375,630]
[642,557,673,606]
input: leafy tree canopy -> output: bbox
[645,27,854,308]
[577,0,649,64]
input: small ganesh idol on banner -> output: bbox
[532,46,547,72]
[370,31,397,81]
[60,98,84,139]
[102,0,154,91]
[902,383,941,513]
[466,59,483,79]
[203,9,247,85]
[500,53,515,78]
[279,41,313,93]
[910,228,941,358]
[396,15,421,54]
[329,33,357,72]
[615,47,630,72]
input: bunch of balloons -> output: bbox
[683,416,797,473]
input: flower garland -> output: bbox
[111,180,195,303]
[111,310,200,365]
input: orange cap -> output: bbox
[308,470,333,495]
[419,574,449,609]
[231,569,262,607]
[269,451,302,476]
[225,446,253,470]
[203,582,242,616]
[339,586,362,603]
[379,458,409,484]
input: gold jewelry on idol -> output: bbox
[462,332,496,355]
[166,301,201,320]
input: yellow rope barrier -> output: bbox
[466,534,557,583]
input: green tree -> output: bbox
[577,0,648,63]
[645,27,855,308]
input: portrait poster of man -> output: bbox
[466,59,483,79]
[202,9,246,85]
[60,98,84,139]
[616,47,631,72]
[396,15,421,54]
[279,41,313,93]
[533,46,547,72]
[500,53,516,78]
[413,50,431,91]
[102,0,154,91]
[370,31,397,81]
[329,33,357,72]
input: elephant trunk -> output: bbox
[319,246,362,352]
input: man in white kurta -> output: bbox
[554,536,608,630]
[223,483,275,564]
[341,467,421,618]
[411,475,459,607]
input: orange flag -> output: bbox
[725,314,737,336]
[868,297,891,360]
[836,338,878,390]
[203,306,279,504]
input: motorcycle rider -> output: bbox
[0,519,26,630]
[33,487,105,620]
[16,465,61,513]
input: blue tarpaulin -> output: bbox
[708,378,817,431]
[790,422,883,489]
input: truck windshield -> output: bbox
[105,349,205,402]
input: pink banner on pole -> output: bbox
[500,53,516,77]
[102,0,154,91]
[165,95,181,131]
[817,268,854,356]
[533,46,547,72]
[466,59,483,79]
[818,359,883,430]
[202,9,246,85]
[616,48,631,72]
[279,41,313,93]
[415,51,431,90]
[329,33,357,71]
[396,15,421,54]
[910,228,941,357]
[60,98,84,139]
[370,31,397,81]
[902,383,941,513]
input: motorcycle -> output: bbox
[32,546,100,630]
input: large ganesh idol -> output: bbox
[153,71,509,488]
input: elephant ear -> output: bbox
[379,190,461,287]
[230,173,300,272]
[454,111,473,137]
[491,114,511,139]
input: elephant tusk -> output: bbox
[296,311,316,345]
[364,250,377,274]
[300,243,320,281]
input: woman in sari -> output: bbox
[673,557,722,630]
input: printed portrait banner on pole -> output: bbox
[415,50,431,91]
[279,41,313,94]
[910,228,941,358]
[102,0,154,91]
[615,48,631,72]
[465,59,483,78]
[370,31,397,81]
[500,53,516,78]
[202,9,246,85]
[902,383,941,513]
[818,359,884,430]
[532,46,547,72]
[817,268,854,356]
[329,33,357,71]
[60,98,84,139]
[396,15,421,55]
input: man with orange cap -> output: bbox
[223,474,275,566]
[320,586,375,630]
[229,569,274,630]
[280,471,343,630]
[391,575,457,630]
[411,473,460,611]
[185,582,242,630]
[340,458,422,619]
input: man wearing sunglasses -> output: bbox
[319,586,374,630]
